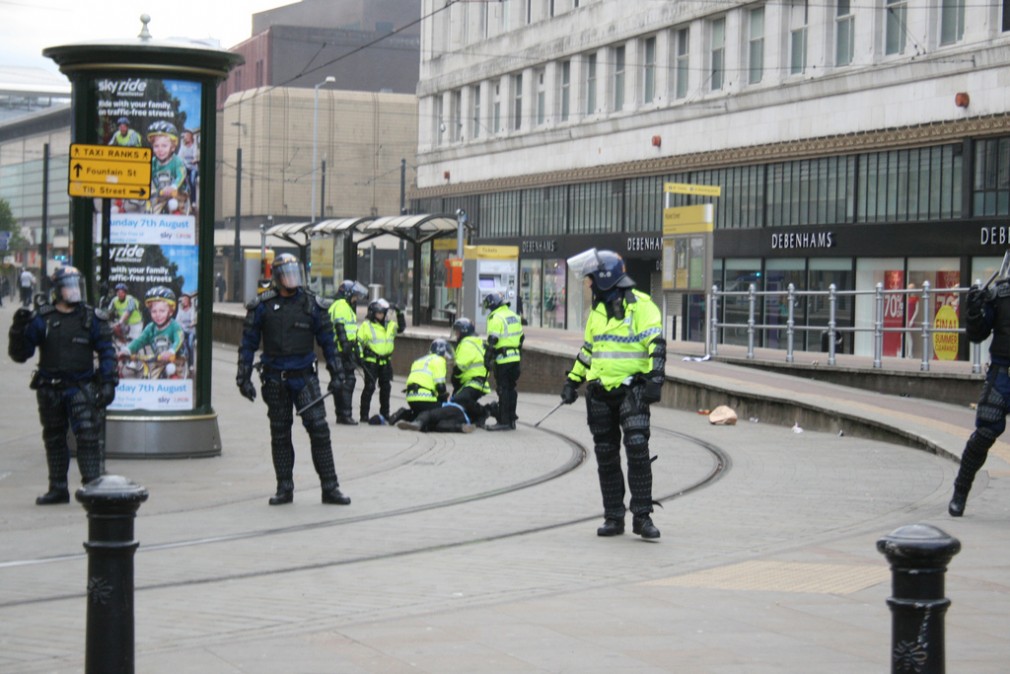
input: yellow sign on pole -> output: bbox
[664,182,722,197]
[663,204,715,235]
[68,143,152,199]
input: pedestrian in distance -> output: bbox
[327,279,368,425]
[19,267,36,307]
[215,272,227,302]
[7,266,118,505]
[559,249,666,539]
[449,317,491,428]
[483,291,524,431]
[357,298,405,423]
[236,253,351,506]
[950,255,1010,516]
[394,339,475,433]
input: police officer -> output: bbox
[8,266,118,505]
[559,249,665,539]
[236,253,350,506]
[451,317,491,428]
[395,339,474,433]
[483,291,523,431]
[328,279,368,425]
[357,298,405,423]
[950,269,1010,516]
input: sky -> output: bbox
[1,0,289,73]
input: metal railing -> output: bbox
[707,281,983,374]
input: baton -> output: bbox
[984,249,1010,290]
[533,400,565,428]
[295,389,333,416]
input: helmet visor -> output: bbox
[57,274,86,304]
[565,248,602,278]
[274,261,304,289]
[349,281,368,301]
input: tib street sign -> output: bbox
[67,143,152,200]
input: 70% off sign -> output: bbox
[67,143,151,199]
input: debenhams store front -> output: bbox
[413,118,1010,362]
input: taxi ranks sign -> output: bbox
[68,143,152,199]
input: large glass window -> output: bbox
[570,180,622,234]
[857,145,962,222]
[836,0,854,66]
[625,176,663,233]
[710,18,725,91]
[748,7,765,85]
[808,258,853,353]
[543,258,567,329]
[973,137,1010,216]
[675,27,690,100]
[907,257,960,361]
[885,0,907,55]
[764,258,805,349]
[768,156,856,226]
[720,258,762,346]
[522,186,568,236]
[519,259,543,328]
[613,45,626,111]
[940,0,965,45]
[643,36,656,104]
[697,165,763,230]
[854,257,902,357]
[481,191,522,238]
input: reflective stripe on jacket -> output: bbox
[406,353,447,403]
[486,306,523,364]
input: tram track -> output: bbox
[0,418,730,608]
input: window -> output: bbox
[560,60,571,121]
[675,27,690,99]
[836,0,854,66]
[1004,0,1010,32]
[471,84,481,139]
[790,0,808,75]
[885,0,907,55]
[940,0,965,45]
[613,45,626,111]
[711,18,725,91]
[974,137,1010,216]
[493,81,502,133]
[450,89,462,142]
[434,95,444,146]
[858,145,962,221]
[748,7,765,85]
[643,36,656,104]
[536,68,546,126]
[585,52,597,114]
[512,73,523,130]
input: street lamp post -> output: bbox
[311,76,336,224]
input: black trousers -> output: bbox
[335,355,357,420]
[260,373,339,489]
[36,383,103,488]
[360,360,393,419]
[585,382,653,520]
[451,386,488,426]
[492,361,521,425]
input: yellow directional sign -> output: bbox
[68,143,152,199]
[664,182,722,197]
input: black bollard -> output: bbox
[76,475,149,674]
[876,523,961,674]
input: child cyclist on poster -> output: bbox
[146,120,189,214]
[120,286,187,378]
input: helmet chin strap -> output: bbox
[593,285,626,320]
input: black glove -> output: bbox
[327,361,346,397]
[966,284,986,314]
[436,383,448,403]
[236,363,256,402]
[641,373,664,404]
[560,380,579,405]
[99,381,118,408]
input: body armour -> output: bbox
[37,305,96,373]
[260,292,317,358]
[988,284,1010,360]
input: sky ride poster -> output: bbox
[93,74,202,412]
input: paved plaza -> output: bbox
[1,299,1009,673]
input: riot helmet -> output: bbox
[453,317,476,342]
[430,338,450,357]
[337,279,368,304]
[482,291,505,312]
[271,253,304,291]
[367,298,390,322]
[566,248,635,292]
[51,266,86,305]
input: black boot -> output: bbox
[36,484,70,505]
[336,416,358,426]
[485,422,515,431]
[268,480,294,506]
[321,484,351,505]
[949,487,968,517]
[633,514,661,539]
[596,518,625,537]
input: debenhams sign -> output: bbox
[770,231,834,249]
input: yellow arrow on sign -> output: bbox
[68,143,152,199]
[68,182,150,199]
[70,158,150,188]
[70,143,151,163]
[664,182,722,197]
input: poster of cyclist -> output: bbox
[94,75,202,411]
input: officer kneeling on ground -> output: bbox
[236,253,351,506]
[8,266,118,505]
[559,249,665,539]
[449,317,491,428]
[394,339,475,433]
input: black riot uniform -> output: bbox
[950,278,1010,516]
[237,254,350,506]
[8,266,118,505]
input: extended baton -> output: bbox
[295,389,333,416]
[533,400,565,428]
